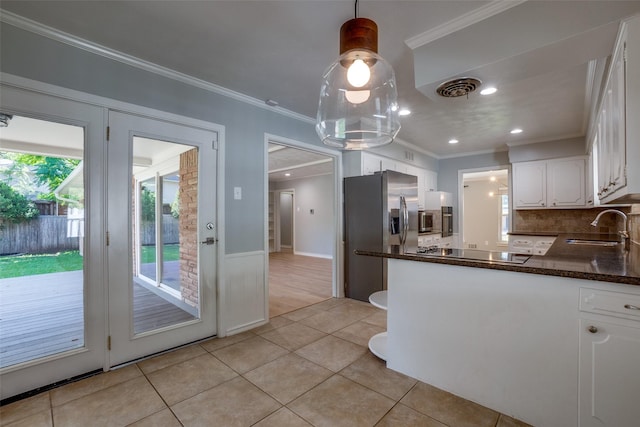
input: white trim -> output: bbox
[438,146,509,160]
[405,0,527,50]
[264,133,342,299]
[293,251,333,260]
[0,11,314,125]
[392,137,440,159]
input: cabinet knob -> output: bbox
[541,203,545,206]
[587,325,598,334]
[624,304,640,311]
[552,202,556,206]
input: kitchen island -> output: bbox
[355,236,640,427]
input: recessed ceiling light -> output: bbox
[490,176,496,182]
[448,139,459,144]
[398,109,411,116]
[510,128,523,134]
[284,173,291,177]
[480,87,497,95]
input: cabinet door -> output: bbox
[579,318,640,427]
[513,162,546,208]
[424,170,437,193]
[608,43,627,196]
[547,158,585,207]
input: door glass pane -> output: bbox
[0,115,85,368]
[161,173,180,292]
[132,137,199,334]
[139,177,157,282]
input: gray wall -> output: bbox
[273,174,334,257]
[1,23,331,254]
[508,137,586,163]
[438,151,511,232]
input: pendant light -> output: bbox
[316,1,400,150]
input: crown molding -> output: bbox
[405,0,527,50]
[437,146,508,160]
[392,136,441,159]
[0,10,315,125]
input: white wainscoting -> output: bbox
[221,251,268,335]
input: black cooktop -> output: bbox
[411,247,531,264]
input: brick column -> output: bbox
[179,149,199,308]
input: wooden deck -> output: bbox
[0,271,195,369]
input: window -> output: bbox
[499,194,509,243]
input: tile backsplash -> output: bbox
[513,206,637,240]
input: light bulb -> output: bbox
[345,90,370,104]
[347,59,370,88]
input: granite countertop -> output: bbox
[507,231,560,237]
[354,233,640,286]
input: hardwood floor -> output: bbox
[268,251,333,318]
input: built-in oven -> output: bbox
[441,206,453,237]
[418,210,433,233]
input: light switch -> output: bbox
[234,187,242,200]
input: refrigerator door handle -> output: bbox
[400,195,408,245]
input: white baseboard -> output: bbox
[293,251,333,259]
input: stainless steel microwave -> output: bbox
[418,210,433,233]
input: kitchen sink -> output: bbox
[565,239,619,247]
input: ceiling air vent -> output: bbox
[436,77,482,98]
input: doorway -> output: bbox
[265,137,339,317]
[460,168,511,251]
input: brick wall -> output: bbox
[179,149,199,308]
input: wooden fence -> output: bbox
[0,216,79,255]
[140,215,179,246]
[0,215,180,255]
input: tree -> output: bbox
[12,154,80,201]
[0,182,39,226]
[141,187,156,221]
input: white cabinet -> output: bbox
[343,151,437,209]
[512,157,586,209]
[594,16,640,204]
[579,289,640,427]
[547,157,586,207]
[513,161,546,208]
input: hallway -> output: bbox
[268,252,332,318]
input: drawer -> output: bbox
[510,238,534,246]
[580,288,640,321]
[511,248,533,255]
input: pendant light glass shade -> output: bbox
[316,18,400,150]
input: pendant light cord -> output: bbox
[355,0,359,18]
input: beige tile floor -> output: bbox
[0,298,533,427]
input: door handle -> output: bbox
[200,237,217,245]
[399,195,408,245]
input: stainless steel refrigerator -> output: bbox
[344,170,418,301]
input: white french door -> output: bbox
[0,85,106,400]
[107,111,218,367]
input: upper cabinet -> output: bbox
[594,16,640,204]
[513,156,586,209]
[343,151,437,208]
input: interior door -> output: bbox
[107,111,218,367]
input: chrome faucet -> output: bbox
[590,209,629,251]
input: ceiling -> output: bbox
[2,1,640,159]
[268,143,333,183]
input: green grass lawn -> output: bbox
[0,250,83,279]
[0,244,180,279]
